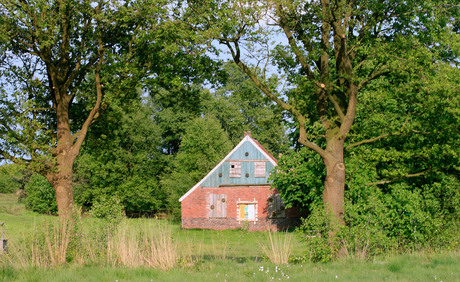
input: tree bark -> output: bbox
[45,92,78,217]
[323,145,346,225]
[49,164,74,217]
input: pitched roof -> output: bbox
[178,135,277,202]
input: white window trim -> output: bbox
[236,198,258,222]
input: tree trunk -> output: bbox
[322,139,346,225]
[323,157,345,225]
[45,147,76,217]
[46,92,79,217]
[51,162,74,217]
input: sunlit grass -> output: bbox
[0,193,459,281]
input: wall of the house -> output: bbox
[181,186,301,231]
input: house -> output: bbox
[179,132,301,231]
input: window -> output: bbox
[254,162,266,178]
[237,202,257,221]
[230,162,241,178]
[268,194,286,218]
[209,194,227,218]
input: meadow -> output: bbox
[0,193,458,281]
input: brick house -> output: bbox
[179,132,301,231]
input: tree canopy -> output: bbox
[183,0,459,225]
[0,1,458,255]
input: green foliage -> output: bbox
[88,195,125,223]
[296,206,340,263]
[0,164,25,193]
[74,99,166,215]
[271,147,324,212]
[209,63,290,154]
[24,174,57,215]
[149,86,212,155]
[161,115,233,216]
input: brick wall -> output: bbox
[181,185,301,231]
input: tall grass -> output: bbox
[3,219,71,268]
[44,219,73,266]
[142,224,178,270]
[2,218,179,270]
[107,221,178,270]
[260,230,293,264]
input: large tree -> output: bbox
[185,0,457,224]
[0,0,170,216]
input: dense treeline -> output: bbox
[1,0,458,260]
[1,62,289,217]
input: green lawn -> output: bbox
[0,193,459,281]
[2,253,459,281]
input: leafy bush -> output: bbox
[0,164,30,193]
[89,195,125,222]
[296,206,340,263]
[295,175,460,262]
[24,174,57,215]
[270,147,324,212]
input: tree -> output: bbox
[73,98,167,216]
[160,115,233,215]
[0,0,172,216]
[184,0,457,224]
[272,60,459,249]
[0,163,31,193]
[209,62,290,155]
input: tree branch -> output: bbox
[346,113,410,150]
[225,37,327,158]
[346,132,391,150]
[327,93,345,122]
[358,65,390,91]
[277,5,322,89]
[70,15,104,160]
[367,170,429,186]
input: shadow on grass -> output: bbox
[200,255,265,263]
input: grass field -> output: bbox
[0,193,459,281]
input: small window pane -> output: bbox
[239,203,256,220]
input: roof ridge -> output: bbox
[249,136,277,164]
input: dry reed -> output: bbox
[2,219,73,268]
[106,220,178,270]
[260,229,293,264]
[44,219,73,266]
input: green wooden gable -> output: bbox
[179,134,277,202]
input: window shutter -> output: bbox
[209,194,227,217]
[230,162,241,178]
[254,162,266,178]
[268,194,286,218]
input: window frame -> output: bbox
[237,200,258,221]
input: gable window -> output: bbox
[209,194,227,218]
[237,201,257,221]
[254,162,266,178]
[230,162,241,178]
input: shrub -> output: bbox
[24,174,57,215]
[297,206,340,263]
[89,195,125,223]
